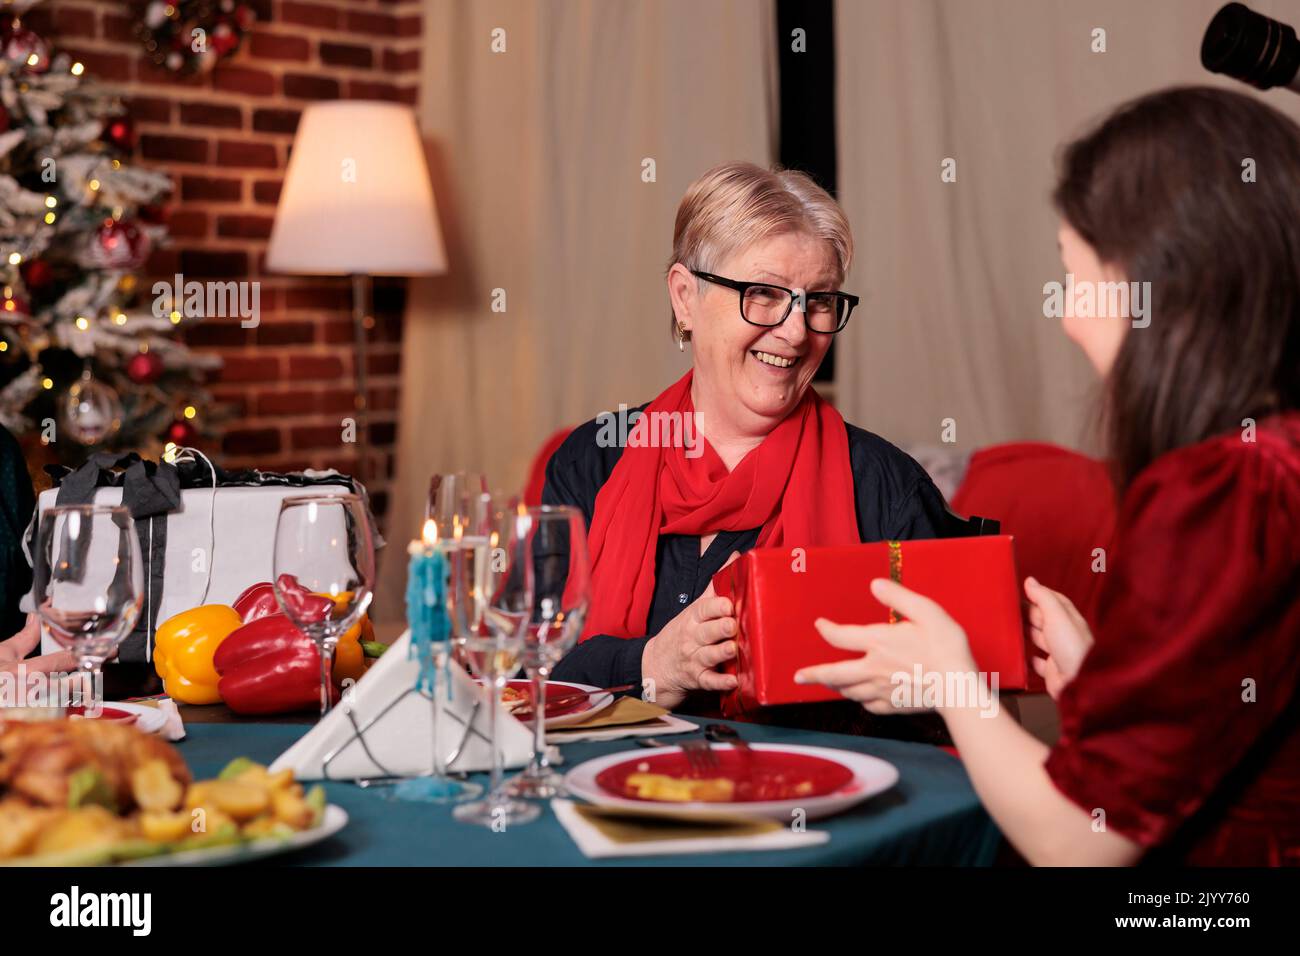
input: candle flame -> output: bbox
[422,518,437,545]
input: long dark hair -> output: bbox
[1053,86,1300,490]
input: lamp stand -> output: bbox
[351,273,371,482]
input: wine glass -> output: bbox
[272,493,376,719]
[505,505,590,799]
[30,505,143,712]
[425,472,487,541]
[445,493,540,827]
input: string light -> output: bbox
[183,406,197,419]
[7,253,21,265]
[74,316,89,331]
[0,341,8,352]
[113,312,127,326]
[169,310,182,325]
[44,197,57,208]
[41,378,53,390]
[70,62,84,76]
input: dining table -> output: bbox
[174,705,1003,866]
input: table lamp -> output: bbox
[265,100,447,478]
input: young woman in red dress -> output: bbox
[797,86,1300,866]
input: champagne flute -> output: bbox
[505,505,590,799]
[30,505,143,712]
[272,493,376,719]
[446,493,540,827]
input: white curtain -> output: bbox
[378,0,776,618]
[834,0,1300,454]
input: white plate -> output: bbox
[482,679,616,728]
[564,743,899,822]
[70,700,169,735]
[120,805,348,867]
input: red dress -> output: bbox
[1044,414,1300,865]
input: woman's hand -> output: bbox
[794,578,978,714]
[641,581,739,711]
[1024,576,1094,698]
[0,613,76,675]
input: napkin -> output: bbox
[124,696,187,741]
[553,799,829,858]
[269,630,532,780]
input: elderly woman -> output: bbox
[546,162,970,717]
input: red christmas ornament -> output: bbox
[5,27,50,73]
[126,351,165,385]
[94,219,150,269]
[1,293,29,318]
[19,258,53,291]
[165,418,198,446]
[103,116,137,152]
[210,22,239,56]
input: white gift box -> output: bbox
[23,468,366,663]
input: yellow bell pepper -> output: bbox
[153,605,243,705]
[323,592,371,684]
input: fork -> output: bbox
[679,737,719,774]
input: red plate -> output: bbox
[68,705,139,724]
[596,748,855,803]
[489,680,596,719]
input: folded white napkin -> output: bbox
[270,631,533,781]
[552,799,830,859]
[155,698,186,741]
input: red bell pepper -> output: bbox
[231,575,334,626]
[213,613,336,715]
[232,581,279,623]
[274,573,335,624]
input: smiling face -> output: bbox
[670,231,839,436]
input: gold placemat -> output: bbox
[574,804,780,843]
[551,695,669,732]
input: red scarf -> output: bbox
[582,370,860,640]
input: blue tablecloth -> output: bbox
[179,719,1001,866]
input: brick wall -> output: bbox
[29,0,425,526]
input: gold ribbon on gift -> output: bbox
[887,540,904,624]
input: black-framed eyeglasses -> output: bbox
[691,270,859,334]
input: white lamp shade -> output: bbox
[265,101,447,276]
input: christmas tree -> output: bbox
[0,0,217,463]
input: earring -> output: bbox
[676,322,688,351]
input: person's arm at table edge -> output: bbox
[938,699,1141,866]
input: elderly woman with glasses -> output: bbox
[545,161,970,724]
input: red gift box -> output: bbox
[711,536,1039,714]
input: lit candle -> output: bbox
[405,521,449,694]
